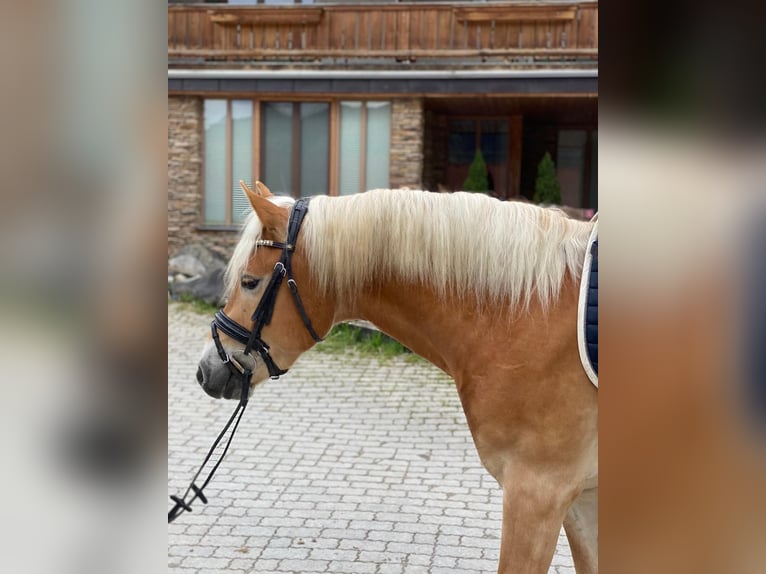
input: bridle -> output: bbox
[169,197,321,523]
[210,197,323,380]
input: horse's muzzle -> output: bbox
[196,359,238,399]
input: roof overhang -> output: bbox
[168,68,598,96]
[168,68,597,80]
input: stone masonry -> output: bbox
[168,96,241,261]
[389,99,425,189]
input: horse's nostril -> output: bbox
[196,366,204,384]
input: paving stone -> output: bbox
[180,556,230,569]
[308,548,358,561]
[259,547,310,561]
[276,558,330,572]
[327,561,377,574]
[228,557,257,570]
[457,557,501,571]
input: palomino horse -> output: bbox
[196,181,598,574]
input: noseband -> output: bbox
[169,197,322,524]
[210,197,323,380]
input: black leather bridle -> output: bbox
[210,197,323,380]
[169,197,321,523]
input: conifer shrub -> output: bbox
[462,148,489,192]
[533,152,562,205]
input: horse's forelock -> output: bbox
[224,195,295,298]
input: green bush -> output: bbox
[533,152,562,205]
[316,323,417,360]
[462,148,489,192]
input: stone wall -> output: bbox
[168,96,240,260]
[389,99,425,189]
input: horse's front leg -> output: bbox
[563,486,598,574]
[497,467,577,574]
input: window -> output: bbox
[261,102,330,197]
[231,101,253,222]
[203,100,227,224]
[300,103,331,196]
[203,100,253,225]
[339,101,391,195]
[202,99,390,225]
[365,102,391,191]
[446,118,510,196]
[556,129,597,209]
[262,103,294,196]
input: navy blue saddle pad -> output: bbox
[746,220,765,427]
[585,240,598,374]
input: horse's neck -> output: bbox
[335,282,452,373]
[335,280,505,376]
[334,274,581,379]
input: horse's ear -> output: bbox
[254,181,273,198]
[240,180,258,202]
[240,180,274,203]
[240,181,287,235]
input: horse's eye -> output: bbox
[241,277,260,290]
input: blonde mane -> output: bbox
[302,189,592,311]
[226,189,593,312]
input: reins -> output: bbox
[167,370,250,523]
[168,198,321,523]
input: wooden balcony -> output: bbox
[168,2,598,67]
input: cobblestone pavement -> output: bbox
[169,303,574,573]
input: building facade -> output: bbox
[168,1,598,258]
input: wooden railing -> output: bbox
[168,2,598,64]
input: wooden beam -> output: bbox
[328,101,339,196]
[292,102,301,198]
[455,8,577,23]
[210,9,323,26]
[199,99,207,223]
[225,99,232,225]
[583,128,593,207]
[252,99,261,184]
[359,103,367,193]
[169,47,598,60]
[509,114,523,198]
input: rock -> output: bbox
[175,244,226,273]
[168,253,206,278]
[168,244,229,303]
[169,267,226,306]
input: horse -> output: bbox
[195,181,598,574]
